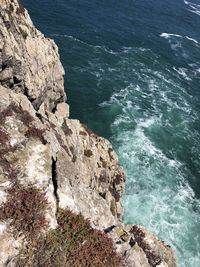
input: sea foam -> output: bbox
[99,49,200,266]
[184,0,200,16]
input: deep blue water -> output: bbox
[22,0,200,266]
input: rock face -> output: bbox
[0,0,65,111]
[0,1,178,267]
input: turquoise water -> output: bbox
[22,1,200,266]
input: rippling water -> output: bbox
[22,0,200,266]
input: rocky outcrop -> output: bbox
[0,1,178,266]
[0,0,65,111]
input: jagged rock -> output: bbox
[107,224,177,267]
[0,0,65,112]
[0,1,178,267]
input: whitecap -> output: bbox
[50,33,119,55]
[161,33,199,47]
[184,0,200,16]
[93,32,200,267]
[184,0,200,9]
[137,117,157,128]
[195,68,200,74]
[189,9,200,16]
[173,67,192,81]
[160,33,192,58]
[160,33,182,39]
[185,36,199,44]
[50,33,89,46]
[113,114,132,126]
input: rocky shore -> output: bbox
[0,1,178,266]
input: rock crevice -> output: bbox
[51,156,59,207]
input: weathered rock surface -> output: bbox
[0,1,178,266]
[0,0,65,111]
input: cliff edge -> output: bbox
[0,1,178,266]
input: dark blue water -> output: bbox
[22,0,200,266]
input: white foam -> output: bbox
[121,128,200,266]
[160,33,199,52]
[188,9,200,16]
[121,46,134,53]
[188,64,200,76]
[92,34,200,267]
[113,114,132,126]
[185,36,199,44]
[184,0,200,9]
[138,117,157,128]
[50,34,119,55]
[160,33,182,39]
[160,33,193,58]
[50,33,86,44]
[173,67,192,81]
[118,118,200,266]
[184,0,200,16]
[195,68,200,73]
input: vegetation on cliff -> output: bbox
[15,209,124,267]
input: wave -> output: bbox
[50,33,119,54]
[160,33,182,38]
[173,67,192,81]
[160,32,200,61]
[160,33,187,58]
[185,36,199,44]
[184,0,200,16]
[120,118,200,266]
[99,59,200,266]
[160,32,199,44]
[50,33,152,58]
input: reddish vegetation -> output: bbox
[16,209,124,267]
[114,174,124,185]
[0,103,34,126]
[0,185,49,240]
[25,127,46,143]
[19,110,34,126]
[0,129,9,144]
[0,103,49,241]
[68,229,123,267]
[0,103,123,266]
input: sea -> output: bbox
[22,0,200,266]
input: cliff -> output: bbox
[0,1,178,266]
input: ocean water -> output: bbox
[22,0,200,266]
